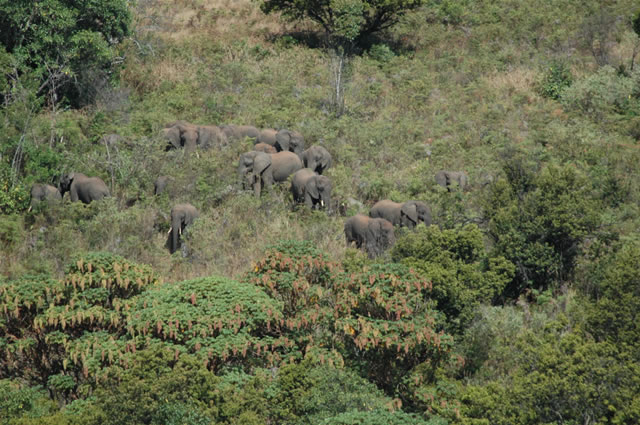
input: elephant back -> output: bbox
[370,200,403,226]
[270,151,303,182]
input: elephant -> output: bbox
[291,168,332,210]
[269,151,303,182]
[154,176,171,196]
[275,129,305,156]
[59,173,110,204]
[197,125,228,148]
[29,183,62,211]
[257,128,278,146]
[163,121,198,152]
[220,124,260,141]
[254,142,277,154]
[435,170,468,192]
[344,214,396,259]
[237,151,273,197]
[167,203,199,254]
[302,145,332,175]
[369,200,432,229]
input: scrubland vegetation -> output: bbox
[2,0,640,423]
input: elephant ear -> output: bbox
[307,177,320,199]
[253,153,272,175]
[401,202,418,225]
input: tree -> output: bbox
[260,0,427,43]
[260,0,426,115]
[0,0,132,107]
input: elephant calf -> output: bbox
[302,145,332,175]
[167,203,199,254]
[344,214,395,259]
[154,176,171,196]
[29,183,62,211]
[238,151,273,197]
[59,173,110,204]
[435,170,468,192]
[370,200,432,229]
[291,169,332,211]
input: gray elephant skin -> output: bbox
[154,176,171,196]
[302,145,332,175]
[238,151,273,197]
[270,151,303,182]
[257,128,277,146]
[435,170,468,191]
[167,203,199,254]
[29,183,62,210]
[275,129,305,156]
[344,214,396,258]
[163,121,227,151]
[254,142,277,154]
[369,200,432,229]
[59,173,110,204]
[221,124,260,142]
[291,168,332,210]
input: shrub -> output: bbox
[537,61,572,100]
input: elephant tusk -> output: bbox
[179,227,182,236]
[320,200,324,207]
[28,205,32,212]
[167,227,173,234]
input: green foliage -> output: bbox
[0,380,58,425]
[260,0,428,42]
[561,66,640,122]
[484,162,602,297]
[580,240,640,353]
[392,224,514,333]
[538,61,572,100]
[0,0,132,106]
[321,409,441,425]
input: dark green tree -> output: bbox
[0,0,132,106]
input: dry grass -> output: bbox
[481,67,540,97]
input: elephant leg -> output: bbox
[253,174,261,197]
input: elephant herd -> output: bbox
[29,119,469,259]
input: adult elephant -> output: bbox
[221,124,260,141]
[59,173,110,204]
[237,151,273,197]
[163,121,198,152]
[269,151,303,182]
[29,183,62,211]
[435,170,468,191]
[275,129,305,156]
[167,203,199,254]
[302,145,332,175]
[291,169,332,210]
[370,200,432,229]
[197,125,227,148]
[344,214,395,259]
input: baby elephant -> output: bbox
[167,203,199,254]
[29,183,62,211]
[59,172,110,204]
[344,214,395,259]
[302,145,332,175]
[154,176,171,196]
[370,200,432,229]
[291,168,332,211]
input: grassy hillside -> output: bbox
[2,0,640,423]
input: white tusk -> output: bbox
[167,227,172,234]
[320,200,324,207]
[28,205,32,212]
[179,227,182,236]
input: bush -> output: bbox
[537,61,572,100]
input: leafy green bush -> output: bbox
[392,224,514,333]
[537,61,572,100]
[561,66,638,122]
[484,162,601,297]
